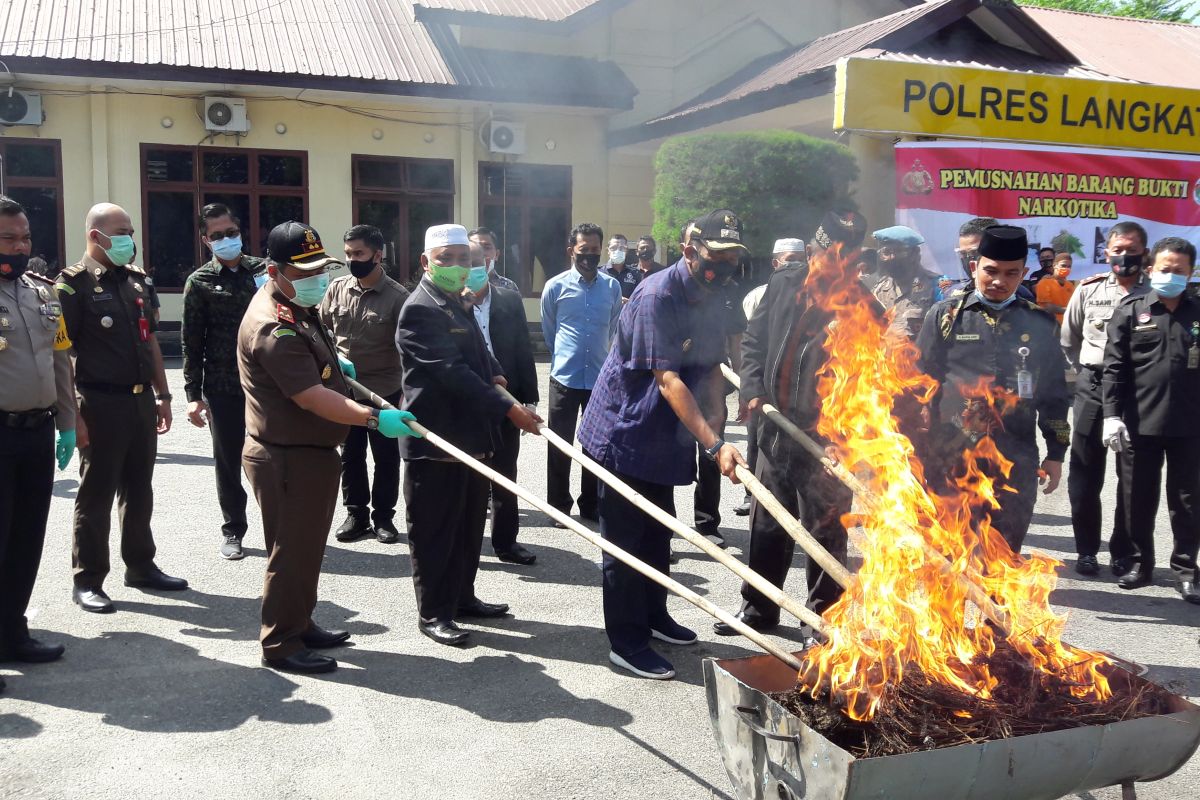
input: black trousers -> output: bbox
[341,390,402,524]
[1119,434,1200,582]
[404,459,490,621]
[741,447,851,637]
[547,379,598,516]
[207,393,249,540]
[694,415,727,534]
[73,389,158,589]
[487,422,522,552]
[1067,371,1129,559]
[598,472,674,657]
[0,418,54,645]
[744,414,760,485]
[977,445,1040,553]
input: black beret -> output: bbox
[979,225,1028,262]
[814,209,867,250]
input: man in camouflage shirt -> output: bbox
[182,203,265,560]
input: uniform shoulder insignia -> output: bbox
[272,328,298,338]
[275,303,295,323]
[126,265,147,276]
[1079,273,1107,286]
[24,272,54,285]
[60,263,86,278]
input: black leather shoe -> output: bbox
[579,508,599,523]
[375,520,401,544]
[301,624,351,649]
[495,544,537,565]
[734,495,751,516]
[73,587,114,613]
[1117,565,1153,590]
[457,599,510,618]
[713,610,778,636]
[335,513,373,542]
[1179,580,1200,604]
[124,567,188,591]
[0,637,65,663]
[1075,555,1100,576]
[1111,557,1134,577]
[262,649,337,674]
[419,619,469,646]
[0,675,5,692]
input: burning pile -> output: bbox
[779,248,1154,749]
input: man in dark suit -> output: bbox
[396,224,543,646]
[467,242,540,565]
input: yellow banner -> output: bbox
[834,57,1200,155]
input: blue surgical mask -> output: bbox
[1150,272,1188,299]
[974,290,1017,311]
[254,272,269,289]
[211,235,243,261]
[466,266,489,293]
[283,272,329,307]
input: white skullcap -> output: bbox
[425,224,469,250]
[773,238,805,254]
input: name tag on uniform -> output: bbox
[449,327,467,334]
[91,293,113,302]
[955,334,981,341]
[1134,324,1157,332]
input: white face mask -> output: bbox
[610,249,627,265]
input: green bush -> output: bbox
[651,130,859,262]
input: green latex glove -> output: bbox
[378,409,421,439]
[56,429,76,470]
[337,355,356,380]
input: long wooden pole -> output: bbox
[720,364,1012,634]
[345,378,806,671]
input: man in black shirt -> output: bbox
[603,233,639,300]
[1101,236,1200,603]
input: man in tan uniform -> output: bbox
[0,195,77,690]
[57,203,184,613]
[238,221,417,674]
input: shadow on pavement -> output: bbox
[1023,531,1075,552]
[1052,586,1199,627]
[615,728,734,800]
[155,451,215,467]
[0,713,44,739]
[1144,663,1200,696]
[52,478,78,500]
[321,542,412,580]
[12,632,331,733]
[1029,512,1072,527]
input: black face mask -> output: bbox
[0,252,29,280]
[575,253,601,272]
[698,257,736,288]
[349,258,377,279]
[637,249,654,260]
[1110,253,1143,277]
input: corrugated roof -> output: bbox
[868,38,1118,82]
[1021,5,1200,90]
[414,0,600,22]
[0,0,635,107]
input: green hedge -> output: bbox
[652,130,859,262]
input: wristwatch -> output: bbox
[704,437,726,461]
[157,393,172,402]
[365,408,380,431]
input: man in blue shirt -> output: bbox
[578,209,748,680]
[540,223,622,523]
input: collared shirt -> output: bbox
[869,268,943,339]
[319,272,409,397]
[472,288,494,354]
[1035,276,1075,324]
[1102,292,1200,437]
[57,253,158,386]
[603,262,641,298]
[577,262,729,486]
[488,270,520,293]
[0,272,75,429]
[181,254,265,402]
[539,267,622,390]
[237,284,350,449]
[1061,271,1150,369]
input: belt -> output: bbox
[0,407,55,429]
[247,434,337,451]
[78,381,150,395]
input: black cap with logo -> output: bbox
[266,221,340,270]
[689,209,750,254]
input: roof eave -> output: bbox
[982,0,1081,64]
[413,0,634,35]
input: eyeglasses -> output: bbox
[207,227,241,241]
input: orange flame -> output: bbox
[798,248,1111,721]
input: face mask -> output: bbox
[0,252,29,280]
[575,253,601,273]
[97,232,136,267]
[253,272,269,289]
[486,258,498,273]
[638,248,654,260]
[1150,271,1188,298]
[610,249,627,265]
[211,236,243,261]
[466,266,489,293]
[429,263,469,293]
[698,257,737,288]
[974,289,1017,311]
[1110,253,1143,277]
[284,272,329,308]
[349,258,377,279]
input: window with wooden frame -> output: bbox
[351,155,454,287]
[478,162,572,297]
[0,138,66,276]
[140,144,308,290]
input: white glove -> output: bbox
[1102,417,1129,453]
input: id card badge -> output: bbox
[1017,346,1034,400]
[1191,323,1200,370]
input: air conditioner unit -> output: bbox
[204,97,250,133]
[0,91,43,126]
[487,121,526,155]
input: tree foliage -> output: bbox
[651,131,858,262]
[1018,0,1196,22]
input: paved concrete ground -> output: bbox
[1,361,1197,799]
